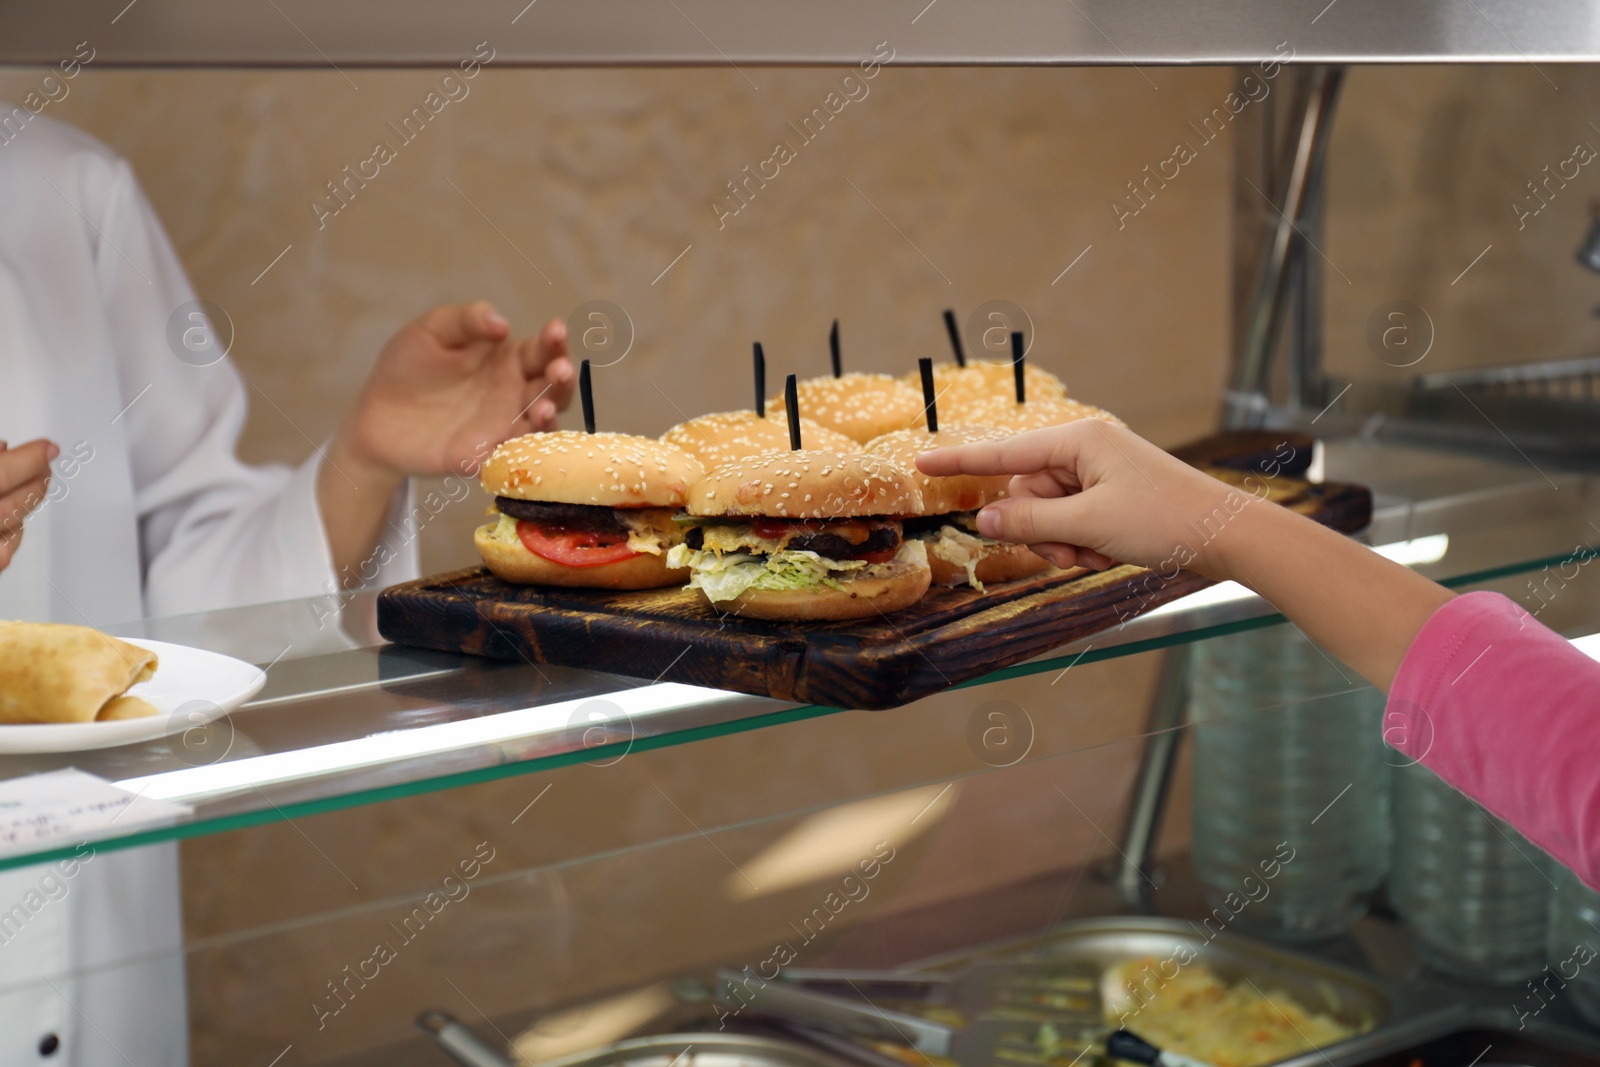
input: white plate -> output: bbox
[0,638,267,754]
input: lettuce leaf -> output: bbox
[926,524,990,591]
[669,547,864,602]
[483,512,521,543]
[669,541,927,603]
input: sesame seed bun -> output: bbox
[926,541,1052,587]
[662,411,859,470]
[768,373,927,444]
[910,360,1068,410]
[862,425,1013,515]
[714,567,932,621]
[687,450,924,519]
[947,395,1124,433]
[474,525,689,589]
[480,431,704,507]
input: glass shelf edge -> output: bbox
[0,700,846,875]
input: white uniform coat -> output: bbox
[0,116,415,1063]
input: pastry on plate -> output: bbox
[0,622,158,724]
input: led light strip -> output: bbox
[118,682,746,803]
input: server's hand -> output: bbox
[336,300,575,483]
[318,301,574,588]
[0,439,57,574]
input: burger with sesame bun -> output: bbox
[666,451,932,620]
[909,311,1068,415]
[767,373,926,444]
[949,394,1124,433]
[911,361,1069,412]
[864,425,1052,591]
[662,411,859,471]
[475,431,705,589]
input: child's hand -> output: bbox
[924,418,1456,692]
[916,420,1253,581]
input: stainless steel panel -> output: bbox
[4,0,1600,68]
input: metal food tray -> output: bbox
[903,917,1388,1039]
[1021,917,1387,1034]
[428,916,1600,1067]
[892,917,1600,1067]
[533,1033,860,1067]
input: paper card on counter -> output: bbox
[0,768,192,858]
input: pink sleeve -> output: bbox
[1387,590,1600,887]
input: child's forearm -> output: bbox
[1210,501,1455,691]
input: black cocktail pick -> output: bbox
[580,358,596,432]
[785,374,803,450]
[942,309,966,367]
[1011,331,1026,404]
[918,357,939,433]
[753,342,767,417]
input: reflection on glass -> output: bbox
[1190,627,1391,943]
[1547,863,1600,1026]
[1390,761,1551,984]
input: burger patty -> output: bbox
[903,512,981,537]
[494,497,628,535]
[790,526,899,559]
[684,523,899,560]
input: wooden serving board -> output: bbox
[377,432,1368,710]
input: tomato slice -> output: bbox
[853,547,898,564]
[517,521,640,568]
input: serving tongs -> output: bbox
[714,962,1103,1067]
[1106,1029,1219,1067]
[418,1010,516,1067]
[778,965,1101,1019]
